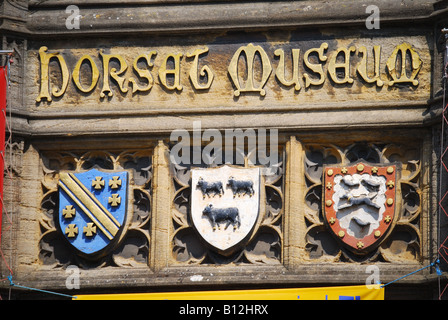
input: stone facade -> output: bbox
[1,0,448,299]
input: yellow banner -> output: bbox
[74,285,384,300]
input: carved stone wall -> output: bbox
[3,130,426,294]
[0,132,437,300]
[303,142,422,263]
[170,144,284,265]
[39,150,152,268]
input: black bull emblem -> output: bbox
[202,204,241,231]
[196,177,224,199]
[196,177,254,199]
[227,176,255,198]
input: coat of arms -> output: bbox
[191,165,260,255]
[323,162,397,253]
[58,168,128,256]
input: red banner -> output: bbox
[0,65,6,244]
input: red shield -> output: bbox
[323,162,396,253]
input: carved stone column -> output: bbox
[283,136,306,270]
[150,140,172,271]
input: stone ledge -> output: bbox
[0,263,433,292]
[8,105,433,138]
[26,0,442,37]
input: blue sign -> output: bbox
[58,169,128,255]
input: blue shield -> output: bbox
[58,169,128,255]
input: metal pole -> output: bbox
[439,27,448,300]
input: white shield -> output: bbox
[191,165,260,254]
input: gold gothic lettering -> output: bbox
[386,42,422,86]
[36,46,70,102]
[158,53,183,91]
[187,47,214,90]
[35,42,423,103]
[100,52,128,98]
[129,52,157,94]
[274,48,301,91]
[303,43,328,88]
[72,55,100,93]
[357,46,384,87]
[328,46,356,84]
[227,43,272,97]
